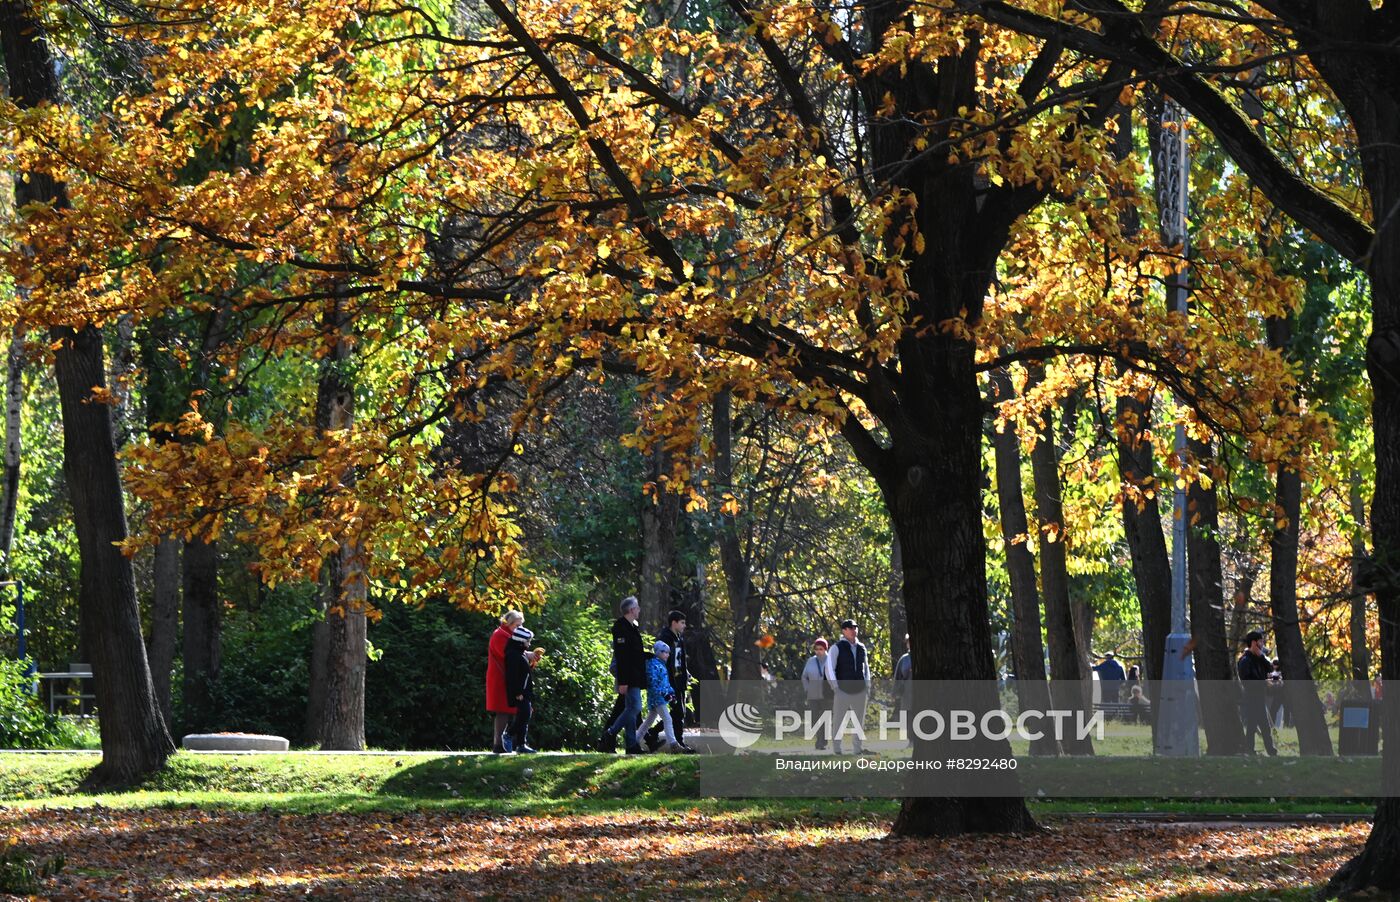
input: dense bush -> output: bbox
[364,595,613,751]
[210,584,614,750]
[0,657,67,748]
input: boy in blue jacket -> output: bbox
[640,642,689,753]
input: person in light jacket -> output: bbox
[825,619,873,755]
[801,638,833,750]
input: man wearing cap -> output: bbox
[825,619,873,755]
[1092,652,1126,704]
[1237,630,1278,756]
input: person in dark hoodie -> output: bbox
[505,625,540,754]
[646,610,693,752]
[599,595,647,754]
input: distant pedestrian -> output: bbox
[1092,652,1126,703]
[1126,664,1141,690]
[505,625,541,753]
[1237,630,1278,756]
[598,596,647,754]
[1127,684,1151,724]
[825,619,872,755]
[640,642,688,752]
[486,610,524,754]
[802,638,833,750]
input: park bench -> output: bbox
[37,663,96,716]
[1093,700,1149,723]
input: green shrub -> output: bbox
[363,594,613,751]
[0,657,68,749]
[211,582,615,750]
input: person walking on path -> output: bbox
[1237,630,1278,756]
[505,625,542,753]
[646,610,693,752]
[825,619,873,755]
[802,638,833,750]
[599,596,647,754]
[1092,652,1126,703]
[486,610,523,753]
[640,641,690,752]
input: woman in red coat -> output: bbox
[487,610,523,753]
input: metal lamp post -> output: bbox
[1152,98,1201,757]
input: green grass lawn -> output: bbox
[0,751,1377,819]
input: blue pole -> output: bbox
[15,581,32,680]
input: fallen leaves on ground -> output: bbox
[0,807,1367,900]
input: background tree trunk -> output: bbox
[639,443,680,634]
[887,534,907,673]
[305,301,367,749]
[181,537,220,733]
[1264,319,1332,755]
[714,389,763,681]
[1185,438,1246,755]
[1,0,174,783]
[990,370,1058,756]
[0,327,23,570]
[1029,373,1093,755]
[1349,472,1371,683]
[147,537,180,733]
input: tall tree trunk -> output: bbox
[1329,50,1400,889]
[713,389,762,681]
[306,301,366,750]
[1265,316,1333,755]
[881,338,1035,836]
[639,443,680,634]
[1110,108,1172,705]
[1028,371,1093,754]
[181,537,220,732]
[887,534,907,672]
[1349,472,1371,683]
[990,370,1058,756]
[1185,439,1246,755]
[140,319,182,735]
[0,326,22,569]
[1,0,173,783]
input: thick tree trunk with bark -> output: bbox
[181,537,220,732]
[1028,377,1093,754]
[713,389,763,681]
[1,0,173,783]
[639,444,680,633]
[881,339,1036,836]
[1329,40,1400,886]
[1185,439,1246,755]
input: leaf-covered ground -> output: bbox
[1,807,1367,900]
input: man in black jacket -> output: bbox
[647,610,694,752]
[599,596,647,754]
[1237,630,1278,756]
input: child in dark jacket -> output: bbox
[505,626,540,753]
[640,642,684,752]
